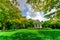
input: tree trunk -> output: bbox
[23,24,25,28]
[2,23,5,31]
[3,26,5,31]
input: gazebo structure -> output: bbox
[33,20,42,28]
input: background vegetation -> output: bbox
[0,0,60,30]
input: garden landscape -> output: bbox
[0,0,60,40]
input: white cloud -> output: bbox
[16,0,47,22]
[46,8,57,15]
[26,3,47,22]
[17,0,27,11]
[50,8,57,13]
[26,11,47,22]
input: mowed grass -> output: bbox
[0,29,60,40]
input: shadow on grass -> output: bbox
[11,32,42,40]
[38,30,60,40]
[0,30,60,40]
[0,32,42,40]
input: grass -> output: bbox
[0,29,60,40]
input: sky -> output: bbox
[16,0,57,22]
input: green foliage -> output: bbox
[42,20,51,28]
[0,22,2,27]
[42,20,60,29]
[0,0,60,30]
[27,0,60,12]
[27,0,60,19]
[0,0,21,30]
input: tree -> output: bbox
[27,0,60,11]
[20,17,28,28]
[27,19,34,28]
[27,0,60,19]
[0,0,21,30]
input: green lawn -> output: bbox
[0,29,60,40]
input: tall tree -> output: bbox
[0,0,21,30]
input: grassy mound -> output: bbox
[0,29,60,40]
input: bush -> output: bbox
[6,21,21,30]
[42,20,60,29]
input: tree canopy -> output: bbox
[0,0,22,30]
[27,0,60,19]
[27,0,60,12]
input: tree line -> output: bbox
[0,0,60,31]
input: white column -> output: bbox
[39,24,42,28]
